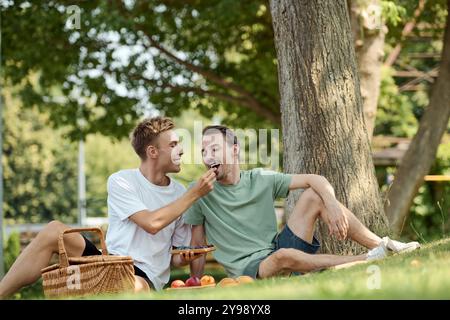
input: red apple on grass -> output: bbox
[185,276,201,287]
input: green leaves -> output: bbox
[376,66,418,137]
[1,0,446,140]
[2,86,78,223]
[2,0,279,140]
[381,1,406,27]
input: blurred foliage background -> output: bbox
[1,0,449,269]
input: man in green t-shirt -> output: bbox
[185,125,420,279]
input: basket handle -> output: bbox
[58,227,108,268]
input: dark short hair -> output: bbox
[130,117,174,160]
[202,125,238,145]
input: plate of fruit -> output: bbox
[167,275,216,290]
[170,245,216,255]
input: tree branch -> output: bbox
[113,1,281,124]
[164,84,249,105]
[133,74,277,117]
[384,0,427,67]
[139,29,280,124]
[398,67,438,92]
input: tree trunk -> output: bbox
[270,0,389,255]
[349,0,386,140]
[386,1,450,235]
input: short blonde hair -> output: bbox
[130,117,174,160]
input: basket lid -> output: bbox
[68,255,133,264]
[41,255,133,273]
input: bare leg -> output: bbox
[0,220,150,299]
[337,201,382,249]
[134,276,151,293]
[0,221,86,299]
[286,188,323,244]
[259,248,367,278]
[258,189,382,278]
[287,188,382,250]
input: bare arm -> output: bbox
[129,169,216,235]
[189,225,207,278]
[171,223,204,268]
[289,174,348,239]
[289,174,337,207]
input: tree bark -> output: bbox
[349,0,386,140]
[270,0,389,254]
[386,1,450,235]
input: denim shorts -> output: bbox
[242,225,321,278]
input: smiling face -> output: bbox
[201,130,238,181]
[148,129,183,173]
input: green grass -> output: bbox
[18,237,450,299]
[117,237,450,300]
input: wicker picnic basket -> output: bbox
[41,227,135,298]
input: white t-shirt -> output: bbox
[105,168,191,291]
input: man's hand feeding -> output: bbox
[191,169,216,198]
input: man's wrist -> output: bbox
[187,187,201,202]
[324,198,339,211]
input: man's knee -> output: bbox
[299,188,323,210]
[45,220,67,233]
[291,189,323,223]
[134,276,151,294]
[301,188,322,205]
[40,220,68,247]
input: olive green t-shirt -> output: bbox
[184,168,293,277]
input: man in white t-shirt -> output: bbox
[0,117,216,298]
[104,169,190,291]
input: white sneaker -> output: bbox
[366,241,388,261]
[382,236,421,254]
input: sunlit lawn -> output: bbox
[15,237,450,300]
[119,237,450,300]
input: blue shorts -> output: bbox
[242,225,321,278]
